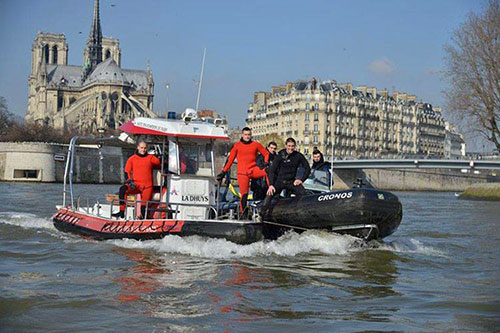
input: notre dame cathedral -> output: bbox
[26,0,157,132]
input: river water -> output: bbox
[0,182,498,332]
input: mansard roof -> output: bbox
[85,57,128,85]
[46,65,83,87]
[121,69,150,90]
[44,59,150,91]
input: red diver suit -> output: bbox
[120,152,161,211]
[222,139,269,213]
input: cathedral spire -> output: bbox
[90,0,102,42]
[83,0,103,79]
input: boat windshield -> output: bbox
[303,169,331,192]
[178,141,214,176]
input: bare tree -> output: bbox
[258,133,285,149]
[0,96,13,132]
[444,0,500,152]
[0,122,77,143]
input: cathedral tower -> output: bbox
[27,33,69,123]
[31,33,68,76]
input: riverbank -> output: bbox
[459,182,500,201]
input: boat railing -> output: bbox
[72,194,220,221]
[62,135,121,208]
[71,193,258,222]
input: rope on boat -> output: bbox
[261,220,377,241]
[261,220,310,231]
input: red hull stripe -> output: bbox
[55,208,184,234]
[119,121,229,140]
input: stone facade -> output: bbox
[26,0,156,133]
[247,78,465,159]
[444,122,466,159]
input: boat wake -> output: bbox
[109,231,446,259]
[108,230,361,259]
[0,212,445,259]
[0,212,56,231]
[379,238,447,257]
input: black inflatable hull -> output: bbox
[262,188,402,240]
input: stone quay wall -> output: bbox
[0,142,134,184]
[332,168,497,192]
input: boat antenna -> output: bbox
[195,48,206,111]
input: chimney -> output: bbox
[356,85,367,96]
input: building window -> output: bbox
[43,45,49,64]
[305,113,309,121]
[305,103,310,111]
[313,136,318,144]
[57,95,63,111]
[314,113,319,121]
[105,49,111,59]
[13,169,39,179]
[314,124,318,132]
[52,45,58,64]
[314,103,319,110]
[305,124,309,131]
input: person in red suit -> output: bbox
[112,141,161,219]
[217,127,269,215]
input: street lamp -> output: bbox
[165,83,170,118]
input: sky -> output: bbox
[0,0,491,150]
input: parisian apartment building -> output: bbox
[246,78,465,160]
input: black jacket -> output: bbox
[256,151,276,169]
[269,149,311,186]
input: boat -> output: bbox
[53,111,403,244]
[219,170,402,240]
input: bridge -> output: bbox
[330,159,500,170]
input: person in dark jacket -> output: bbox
[251,141,278,200]
[311,149,332,186]
[260,138,310,218]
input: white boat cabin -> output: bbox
[118,112,229,220]
[63,109,230,221]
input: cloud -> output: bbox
[368,57,396,74]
